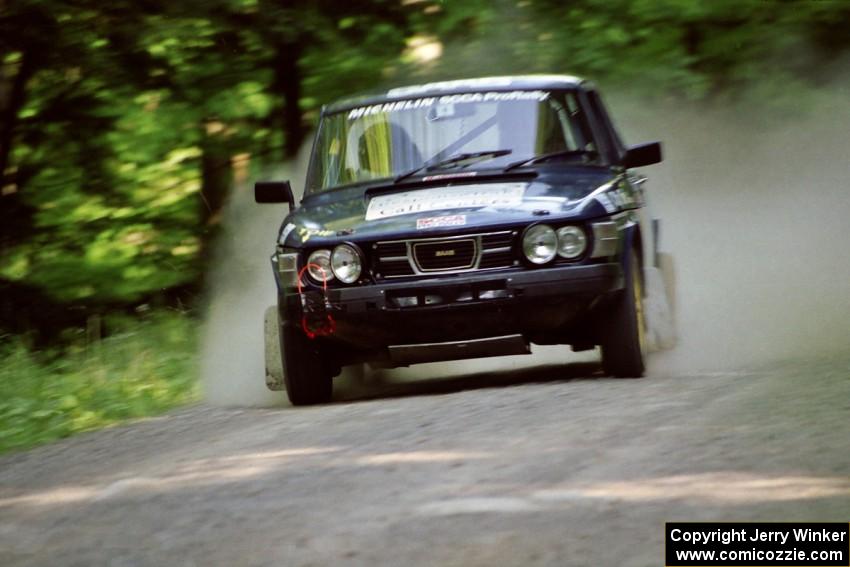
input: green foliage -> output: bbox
[1,0,420,312]
[420,0,850,104]
[0,312,198,453]
[4,0,847,317]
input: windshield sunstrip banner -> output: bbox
[347,91,549,120]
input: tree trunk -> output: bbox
[271,40,304,159]
[0,50,33,187]
[199,120,231,227]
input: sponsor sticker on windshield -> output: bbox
[366,183,526,221]
[347,91,549,120]
[416,215,467,230]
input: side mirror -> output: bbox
[254,180,295,210]
[623,142,662,168]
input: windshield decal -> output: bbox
[366,183,526,221]
[348,97,438,120]
[439,90,549,104]
[347,91,549,120]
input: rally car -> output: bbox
[256,75,675,405]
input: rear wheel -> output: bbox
[281,323,333,405]
[601,249,647,377]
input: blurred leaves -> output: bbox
[0,0,416,319]
[1,0,849,333]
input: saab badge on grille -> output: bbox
[413,239,476,271]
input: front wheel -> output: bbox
[600,249,647,378]
[281,323,334,405]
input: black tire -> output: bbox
[280,323,333,405]
[600,249,647,378]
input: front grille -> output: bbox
[413,239,476,271]
[373,231,516,279]
[479,232,515,269]
[373,241,414,277]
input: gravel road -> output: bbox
[2,354,849,566]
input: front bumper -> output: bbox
[282,263,623,348]
[332,262,621,308]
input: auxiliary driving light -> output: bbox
[331,244,362,284]
[556,226,587,259]
[307,249,334,282]
[522,224,557,264]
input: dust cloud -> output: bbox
[613,86,850,373]
[199,148,307,407]
[202,83,849,407]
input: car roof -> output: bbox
[323,74,589,115]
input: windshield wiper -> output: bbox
[503,149,598,172]
[394,149,512,183]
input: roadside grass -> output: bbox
[0,312,199,454]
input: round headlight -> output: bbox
[522,224,557,264]
[331,244,362,284]
[556,226,587,259]
[306,249,334,283]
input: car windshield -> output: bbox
[305,89,598,193]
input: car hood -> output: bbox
[280,171,618,246]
